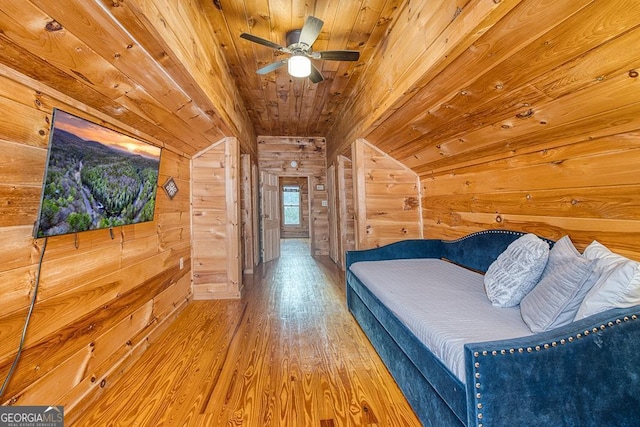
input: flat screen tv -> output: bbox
[34,109,162,238]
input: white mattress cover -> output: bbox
[350,258,532,383]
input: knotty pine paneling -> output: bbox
[258,136,329,256]
[191,138,242,299]
[352,139,422,250]
[0,0,256,158]
[201,0,399,138]
[322,0,640,264]
[327,0,518,158]
[421,130,640,261]
[121,0,257,157]
[0,75,192,415]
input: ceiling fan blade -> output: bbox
[298,16,324,47]
[309,62,324,84]
[316,50,360,61]
[240,33,288,52]
[256,59,288,75]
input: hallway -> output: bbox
[73,239,420,426]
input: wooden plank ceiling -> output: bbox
[0,0,401,158]
[172,0,640,178]
[203,0,400,137]
[1,0,638,172]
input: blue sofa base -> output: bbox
[347,273,465,426]
[346,230,640,426]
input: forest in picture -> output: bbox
[35,110,161,237]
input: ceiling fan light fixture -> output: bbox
[288,55,311,78]
[241,16,357,84]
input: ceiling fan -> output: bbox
[240,15,360,83]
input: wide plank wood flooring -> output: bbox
[73,239,421,426]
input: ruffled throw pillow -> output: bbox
[484,233,550,307]
[520,236,597,332]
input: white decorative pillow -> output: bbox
[484,233,550,307]
[574,241,640,320]
[520,236,596,332]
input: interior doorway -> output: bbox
[260,174,315,264]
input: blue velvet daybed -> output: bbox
[345,229,640,426]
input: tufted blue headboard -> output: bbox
[441,229,555,273]
[345,229,556,274]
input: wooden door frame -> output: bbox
[258,174,314,256]
[327,164,339,264]
[240,153,256,274]
[337,155,354,270]
[252,163,260,267]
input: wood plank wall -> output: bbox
[0,0,256,159]
[352,139,423,249]
[325,0,640,263]
[258,136,329,256]
[279,177,310,238]
[122,0,257,157]
[0,70,191,417]
[421,131,640,261]
[400,1,640,262]
[191,138,242,299]
[326,0,515,158]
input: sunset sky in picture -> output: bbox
[53,110,161,160]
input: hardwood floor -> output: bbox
[73,239,421,426]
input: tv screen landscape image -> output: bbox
[34,109,162,238]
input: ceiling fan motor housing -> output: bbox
[286,29,305,50]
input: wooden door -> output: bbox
[260,171,280,263]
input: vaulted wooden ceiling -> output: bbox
[1,0,638,176]
[211,0,640,173]
[0,0,404,160]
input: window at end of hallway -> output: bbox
[283,185,300,225]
